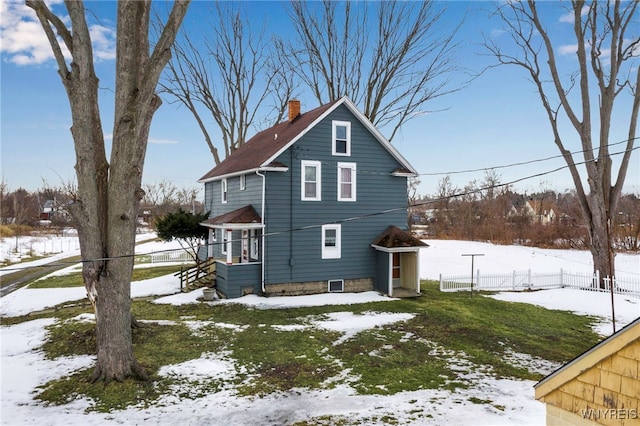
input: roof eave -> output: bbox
[198,166,289,184]
[371,244,426,253]
[200,222,264,230]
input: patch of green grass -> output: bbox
[37,318,226,411]
[30,279,602,412]
[331,328,460,394]
[28,265,186,289]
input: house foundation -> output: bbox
[265,278,373,297]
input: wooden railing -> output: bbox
[175,258,216,292]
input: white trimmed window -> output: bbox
[240,174,246,191]
[322,224,341,259]
[338,162,356,201]
[332,121,351,156]
[250,229,259,260]
[301,160,321,201]
[208,229,215,258]
[221,178,228,204]
[221,230,228,255]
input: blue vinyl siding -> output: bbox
[264,104,408,285]
[215,262,261,298]
[204,173,264,259]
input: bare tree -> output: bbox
[161,2,294,165]
[278,0,461,141]
[27,0,190,382]
[484,1,639,286]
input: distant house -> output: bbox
[534,317,640,425]
[524,199,557,225]
[39,199,56,221]
[198,97,427,299]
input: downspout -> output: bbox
[256,170,266,294]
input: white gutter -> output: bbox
[256,170,266,294]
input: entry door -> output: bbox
[241,230,249,263]
[392,252,401,288]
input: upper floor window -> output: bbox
[337,162,356,201]
[221,178,228,203]
[332,121,351,156]
[240,174,246,191]
[322,224,341,259]
[301,160,321,201]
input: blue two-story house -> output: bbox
[198,96,427,298]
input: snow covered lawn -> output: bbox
[0,239,638,425]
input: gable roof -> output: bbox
[198,96,417,183]
[534,317,640,400]
[371,225,429,249]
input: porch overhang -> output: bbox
[371,225,427,298]
[200,205,263,230]
[370,225,429,251]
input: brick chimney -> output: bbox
[288,99,301,122]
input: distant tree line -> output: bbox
[0,180,203,231]
[410,173,640,253]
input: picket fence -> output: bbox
[148,249,193,263]
[439,269,640,298]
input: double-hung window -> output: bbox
[221,230,229,255]
[250,229,259,260]
[221,178,228,204]
[301,160,321,201]
[321,224,341,259]
[337,162,356,201]
[332,121,351,156]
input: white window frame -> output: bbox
[332,120,351,156]
[301,160,322,201]
[250,229,259,260]
[221,178,228,204]
[208,229,215,258]
[337,162,356,202]
[321,224,341,259]
[221,230,228,255]
[328,279,344,293]
[239,174,246,191]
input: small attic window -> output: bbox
[332,121,351,156]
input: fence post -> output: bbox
[439,273,442,291]
[476,269,480,291]
[512,270,516,290]
[560,268,563,288]
[528,269,532,288]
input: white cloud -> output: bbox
[557,44,578,55]
[0,0,114,66]
[149,137,180,145]
[558,5,589,24]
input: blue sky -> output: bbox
[1,0,638,198]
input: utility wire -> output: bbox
[2,144,638,271]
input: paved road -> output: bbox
[0,237,163,297]
[0,257,80,297]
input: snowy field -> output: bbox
[1,236,639,425]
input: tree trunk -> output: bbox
[587,194,614,289]
[28,0,190,383]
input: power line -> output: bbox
[2,144,638,271]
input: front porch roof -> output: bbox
[200,205,263,230]
[371,225,429,252]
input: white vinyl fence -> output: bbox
[439,269,640,298]
[148,249,193,263]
